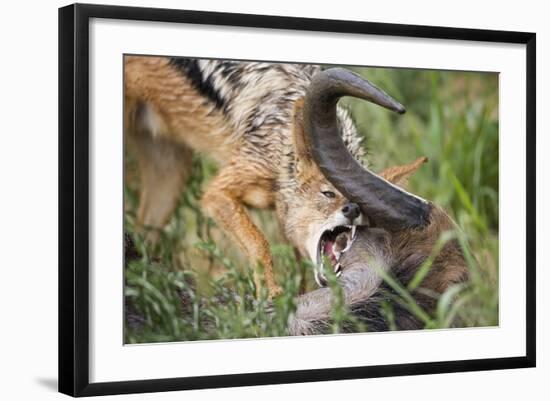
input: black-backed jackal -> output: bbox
[124,56,416,297]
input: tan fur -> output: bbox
[379,156,428,188]
[125,56,238,162]
[382,160,469,294]
[288,159,469,335]
[124,56,361,298]
[277,100,351,258]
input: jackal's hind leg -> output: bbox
[201,164,282,298]
[129,133,193,243]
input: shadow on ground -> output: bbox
[35,377,57,392]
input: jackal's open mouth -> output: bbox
[316,225,357,285]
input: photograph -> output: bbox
[54,2,538,396]
[123,56,499,344]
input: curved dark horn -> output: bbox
[303,68,431,230]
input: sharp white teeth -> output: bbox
[351,225,357,239]
[334,263,342,275]
[341,240,352,255]
[314,270,326,287]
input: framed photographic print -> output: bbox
[58,3,536,397]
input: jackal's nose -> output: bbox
[342,202,360,220]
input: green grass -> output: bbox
[124,66,499,343]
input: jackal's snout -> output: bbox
[341,202,360,221]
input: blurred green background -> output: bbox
[124,66,499,343]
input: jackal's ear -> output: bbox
[291,98,314,173]
[379,157,428,188]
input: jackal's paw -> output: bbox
[268,284,283,299]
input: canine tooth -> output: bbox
[314,271,326,287]
[341,240,352,254]
[334,263,342,275]
[351,225,356,239]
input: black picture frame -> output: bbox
[58,3,536,397]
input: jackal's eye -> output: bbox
[321,191,336,199]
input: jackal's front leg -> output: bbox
[201,165,282,298]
